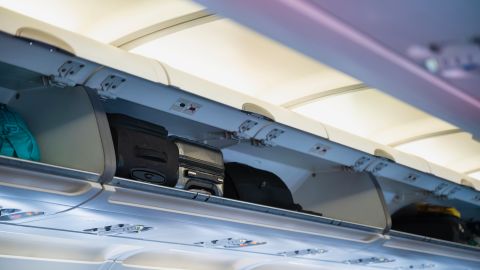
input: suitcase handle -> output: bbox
[134,146,167,163]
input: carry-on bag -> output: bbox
[108,114,179,186]
[224,162,302,211]
[0,104,40,161]
[171,137,224,196]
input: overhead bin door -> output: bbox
[0,159,102,223]
[0,80,107,222]
[19,182,383,263]
[0,51,108,222]
[0,227,115,270]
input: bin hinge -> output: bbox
[219,120,259,143]
[367,159,390,174]
[48,60,85,87]
[226,119,258,141]
[259,128,285,147]
[97,75,126,99]
[351,156,373,172]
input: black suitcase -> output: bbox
[224,162,302,211]
[392,204,471,244]
[171,137,224,196]
[108,114,179,186]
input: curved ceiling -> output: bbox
[1,0,479,181]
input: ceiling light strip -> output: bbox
[282,83,369,109]
[114,10,219,50]
[389,128,462,147]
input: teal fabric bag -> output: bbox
[0,104,40,161]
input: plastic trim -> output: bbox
[0,155,99,182]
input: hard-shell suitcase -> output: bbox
[171,137,224,196]
[224,162,302,211]
[108,114,179,186]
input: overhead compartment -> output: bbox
[0,55,106,220]
[16,180,480,269]
[0,7,478,266]
[20,181,381,258]
[292,171,389,229]
[0,226,116,270]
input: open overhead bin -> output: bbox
[0,57,105,221]
[0,3,478,269]
[2,2,479,186]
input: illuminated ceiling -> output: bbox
[1,0,479,180]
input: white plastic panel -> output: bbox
[0,0,204,44]
[0,8,168,84]
[293,89,456,145]
[469,173,480,190]
[163,65,329,139]
[397,133,480,178]
[130,18,358,106]
[323,124,386,155]
[196,0,480,141]
[386,148,431,173]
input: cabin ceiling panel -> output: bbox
[0,0,204,43]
